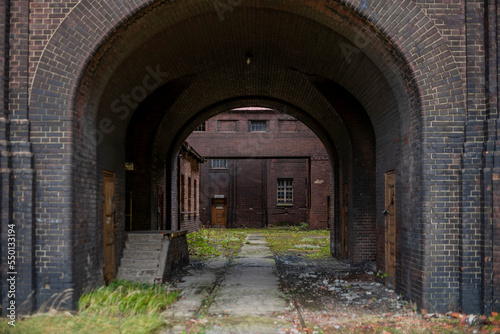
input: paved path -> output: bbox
[162,232,291,333]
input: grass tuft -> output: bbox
[0,279,179,334]
[78,279,179,317]
[187,228,246,259]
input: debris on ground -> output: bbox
[275,255,500,333]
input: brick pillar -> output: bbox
[484,0,499,314]
[461,0,488,314]
[493,147,500,312]
[309,157,330,230]
[485,116,498,314]
[0,0,10,316]
[1,0,36,314]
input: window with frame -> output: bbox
[277,178,293,205]
[194,180,197,212]
[194,122,206,131]
[188,177,192,213]
[250,120,267,132]
[211,159,228,169]
[180,174,185,212]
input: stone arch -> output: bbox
[28,0,465,312]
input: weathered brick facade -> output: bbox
[0,0,498,315]
[177,143,204,232]
[187,109,331,230]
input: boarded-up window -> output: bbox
[218,120,238,132]
[280,120,297,132]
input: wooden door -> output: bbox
[327,196,331,229]
[385,171,396,286]
[103,171,116,284]
[341,185,348,258]
[211,198,227,227]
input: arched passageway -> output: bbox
[8,0,495,316]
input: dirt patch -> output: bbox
[275,255,498,333]
[275,256,405,315]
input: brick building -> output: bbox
[177,142,205,232]
[187,108,331,230]
[1,0,499,315]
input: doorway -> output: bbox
[211,198,227,227]
[341,184,348,258]
[103,171,116,284]
[384,171,396,286]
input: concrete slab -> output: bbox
[162,233,289,333]
[204,316,290,334]
[163,260,225,319]
[207,234,287,317]
[231,257,275,267]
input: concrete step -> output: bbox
[125,242,162,251]
[122,249,160,260]
[126,233,164,242]
[117,267,158,278]
[116,231,185,285]
[120,259,160,269]
[116,275,156,284]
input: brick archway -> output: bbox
[23,0,471,313]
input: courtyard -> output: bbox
[3,228,496,333]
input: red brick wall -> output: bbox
[309,158,332,230]
[178,149,202,232]
[267,159,309,227]
[190,110,330,229]
[235,159,265,228]
[189,110,329,158]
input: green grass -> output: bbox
[187,227,331,260]
[78,279,179,316]
[0,279,179,334]
[260,228,331,259]
[187,228,246,259]
[0,314,166,334]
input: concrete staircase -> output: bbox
[117,232,170,284]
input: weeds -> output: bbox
[262,228,330,259]
[187,230,220,258]
[0,279,179,334]
[78,279,178,316]
[376,270,389,279]
[187,228,246,259]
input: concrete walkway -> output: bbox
[162,232,290,333]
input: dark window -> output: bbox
[277,178,293,205]
[211,159,228,169]
[188,177,192,213]
[194,122,206,131]
[180,174,185,212]
[250,120,267,132]
[194,180,197,212]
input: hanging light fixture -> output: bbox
[246,51,253,65]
